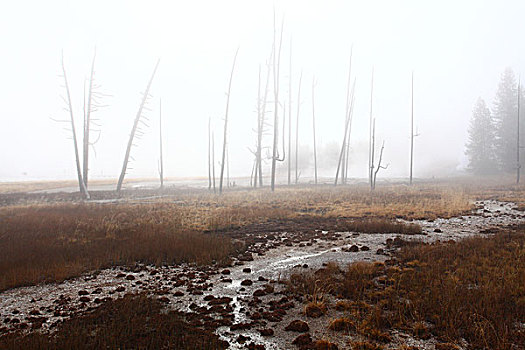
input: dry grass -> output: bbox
[0,293,227,349]
[0,204,236,291]
[288,229,525,349]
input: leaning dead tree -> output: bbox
[270,14,285,192]
[218,49,239,195]
[158,99,164,190]
[311,77,318,185]
[335,51,355,186]
[116,59,160,192]
[60,54,90,199]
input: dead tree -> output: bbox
[372,140,388,190]
[335,52,355,186]
[61,54,89,199]
[312,77,318,185]
[208,117,212,191]
[212,131,216,193]
[288,38,292,185]
[218,49,239,194]
[270,14,285,192]
[517,79,521,184]
[255,51,274,188]
[368,68,374,187]
[116,59,160,192]
[82,49,98,189]
[158,99,164,190]
[295,71,302,184]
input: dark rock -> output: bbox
[434,228,443,233]
[241,279,253,286]
[115,286,125,292]
[243,267,252,273]
[78,290,89,296]
[285,320,309,332]
[258,328,274,336]
[79,296,90,303]
[292,333,313,346]
[125,275,135,281]
[221,269,231,275]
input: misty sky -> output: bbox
[1,0,524,182]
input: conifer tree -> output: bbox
[465,98,497,174]
[493,68,518,172]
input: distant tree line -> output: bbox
[466,68,524,179]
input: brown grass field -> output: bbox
[287,228,525,350]
[0,179,523,349]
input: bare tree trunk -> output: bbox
[335,52,354,186]
[226,146,230,188]
[61,54,89,199]
[335,79,356,186]
[368,68,374,187]
[208,117,212,191]
[373,140,387,190]
[410,72,414,185]
[270,14,284,192]
[82,49,96,189]
[295,71,302,184]
[517,79,521,184]
[370,118,376,190]
[256,51,273,188]
[288,38,292,185]
[312,77,318,185]
[117,59,160,192]
[219,49,239,195]
[212,132,216,193]
[158,98,164,190]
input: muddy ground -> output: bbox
[0,199,524,349]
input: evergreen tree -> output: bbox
[465,98,497,174]
[493,68,518,172]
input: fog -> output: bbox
[1,0,524,183]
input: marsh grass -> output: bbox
[0,204,236,291]
[0,293,227,350]
[288,229,525,349]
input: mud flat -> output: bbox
[0,200,523,349]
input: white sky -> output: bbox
[1,0,524,182]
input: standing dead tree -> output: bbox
[218,49,239,195]
[116,59,160,193]
[335,52,355,186]
[409,72,420,185]
[251,51,273,188]
[368,68,374,187]
[158,99,164,190]
[82,49,105,190]
[270,14,285,192]
[311,77,318,185]
[295,71,302,184]
[60,54,90,199]
[372,140,388,190]
[517,79,521,184]
[287,38,293,185]
[208,117,212,191]
[212,131,216,193]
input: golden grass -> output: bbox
[0,204,236,291]
[288,229,525,349]
[0,293,227,349]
